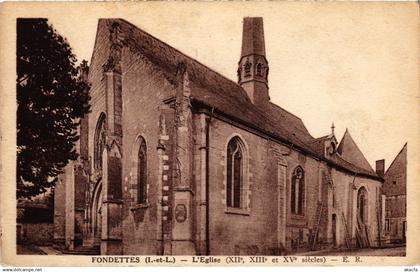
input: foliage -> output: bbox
[17,19,90,198]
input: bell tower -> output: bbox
[238,17,269,105]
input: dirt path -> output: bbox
[310,246,406,256]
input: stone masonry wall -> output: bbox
[383,146,406,197]
[197,116,332,254]
[119,45,176,255]
[194,115,383,254]
[331,169,382,247]
[202,117,278,255]
[53,174,66,245]
[285,150,321,252]
[20,223,54,246]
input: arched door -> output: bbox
[92,182,103,245]
[332,214,337,246]
[357,187,368,223]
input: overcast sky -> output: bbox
[42,2,418,171]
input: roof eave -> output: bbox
[191,100,383,182]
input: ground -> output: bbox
[16,244,46,255]
[297,246,406,257]
[323,246,406,256]
[17,244,62,255]
[17,244,405,256]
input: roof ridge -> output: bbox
[94,18,381,181]
[385,143,407,175]
[268,101,303,121]
[113,18,243,91]
[334,155,378,177]
[337,129,374,172]
[88,20,105,75]
[312,135,330,141]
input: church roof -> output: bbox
[94,19,381,180]
[337,129,375,173]
[310,135,330,155]
[241,17,266,57]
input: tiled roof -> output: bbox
[337,129,375,173]
[98,19,381,180]
[385,143,407,176]
[310,135,330,155]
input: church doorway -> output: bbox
[356,186,370,248]
[402,221,406,242]
[332,214,337,247]
[92,182,103,245]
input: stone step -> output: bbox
[61,245,100,255]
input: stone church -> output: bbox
[53,17,407,255]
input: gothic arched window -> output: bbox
[291,166,305,215]
[237,67,242,82]
[94,113,106,170]
[256,63,263,76]
[244,59,252,78]
[357,187,368,223]
[137,138,148,204]
[227,136,245,208]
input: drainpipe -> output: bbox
[376,187,382,248]
[350,174,357,245]
[205,109,214,255]
[199,114,207,255]
[199,109,212,255]
[205,116,210,255]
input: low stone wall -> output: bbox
[17,223,53,245]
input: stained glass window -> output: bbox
[291,166,305,215]
[137,138,147,204]
[227,137,244,208]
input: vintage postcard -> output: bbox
[0,1,419,268]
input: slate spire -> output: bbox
[237,17,269,106]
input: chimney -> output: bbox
[376,159,385,177]
[237,17,269,105]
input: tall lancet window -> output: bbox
[291,166,305,215]
[244,59,252,78]
[94,113,106,170]
[357,187,368,223]
[137,138,147,204]
[227,137,244,208]
[256,63,263,76]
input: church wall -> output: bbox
[53,174,66,246]
[119,48,175,255]
[54,22,111,249]
[191,113,205,254]
[331,169,382,247]
[204,117,279,255]
[200,116,328,254]
[87,22,111,169]
[356,175,382,247]
[284,150,321,252]
[329,169,353,248]
[196,112,383,254]
[83,21,176,254]
[52,19,396,255]
[87,85,107,172]
[79,23,112,248]
[64,163,75,250]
